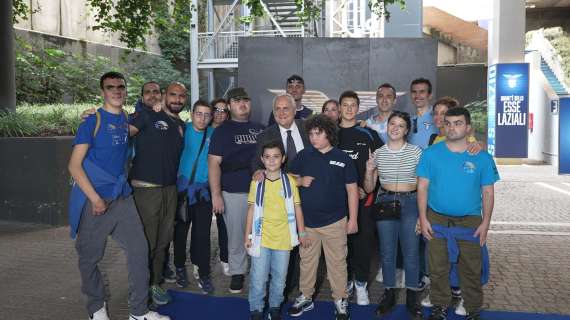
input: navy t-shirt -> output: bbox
[73,108,129,199]
[289,147,358,228]
[129,109,185,186]
[208,120,265,193]
[338,125,383,187]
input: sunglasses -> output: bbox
[215,107,228,113]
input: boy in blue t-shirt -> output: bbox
[417,107,499,320]
[68,72,169,320]
[287,114,359,320]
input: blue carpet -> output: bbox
[158,290,570,320]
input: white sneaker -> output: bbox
[395,269,405,288]
[192,264,199,280]
[129,311,171,320]
[355,281,370,305]
[455,297,467,316]
[375,268,383,282]
[221,261,230,276]
[89,303,110,320]
[421,292,433,307]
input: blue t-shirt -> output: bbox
[409,110,437,149]
[73,108,130,199]
[289,147,358,228]
[208,120,265,193]
[416,142,500,216]
[179,125,214,184]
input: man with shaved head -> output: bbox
[129,81,187,307]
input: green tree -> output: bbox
[14,0,407,49]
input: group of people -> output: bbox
[68,72,499,320]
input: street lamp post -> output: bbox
[1,0,16,113]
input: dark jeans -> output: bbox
[173,200,213,279]
[216,213,228,263]
[347,199,376,282]
[428,209,483,313]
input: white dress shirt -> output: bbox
[279,122,305,153]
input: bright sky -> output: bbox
[423,0,494,21]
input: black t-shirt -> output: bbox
[129,109,184,186]
[289,147,357,228]
[208,120,265,193]
[337,124,383,187]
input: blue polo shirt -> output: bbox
[416,142,500,216]
[73,108,130,199]
[409,110,437,149]
[289,146,358,228]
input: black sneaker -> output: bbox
[287,294,314,317]
[465,311,481,320]
[268,307,282,320]
[375,288,396,315]
[175,267,188,288]
[334,298,349,320]
[429,305,448,320]
[250,311,263,320]
[163,265,176,284]
[229,274,244,293]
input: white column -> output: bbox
[190,0,199,103]
[488,0,525,65]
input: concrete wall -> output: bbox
[0,137,73,225]
[15,0,161,54]
[527,7,570,33]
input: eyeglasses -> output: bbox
[215,107,228,113]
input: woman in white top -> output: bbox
[363,111,423,320]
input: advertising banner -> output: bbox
[559,97,570,174]
[487,63,529,158]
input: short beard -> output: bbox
[166,103,183,114]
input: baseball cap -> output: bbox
[227,87,249,100]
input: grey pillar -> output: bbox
[1,0,16,112]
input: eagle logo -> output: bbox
[503,74,522,89]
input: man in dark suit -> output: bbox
[253,94,310,172]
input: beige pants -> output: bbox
[299,218,348,300]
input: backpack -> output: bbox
[92,109,130,137]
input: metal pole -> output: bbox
[1,0,17,112]
[190,0,199,103]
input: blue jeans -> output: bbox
[248,247,291,312]
[376,193,420,289]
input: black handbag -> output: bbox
[176,131,208,223]
[372,197,401,221]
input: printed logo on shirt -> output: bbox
[330,160,346,168]
[234,129,263,145]
[423,121,433,130]
[463,161,476,174]
[341,149,359,160]
[154,120,169,131]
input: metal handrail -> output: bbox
[528,29,569,90]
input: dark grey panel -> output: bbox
[368,38,438,116]
[302,38,370,100]
[437,64,487,105]
[239,37,303,124]
[238,37,437,124]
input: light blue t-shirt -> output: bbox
[366,114,388,143]
[416,142,500,216]
[178,125,214,184]
[73,108,130,199]
[409,110,437,149]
